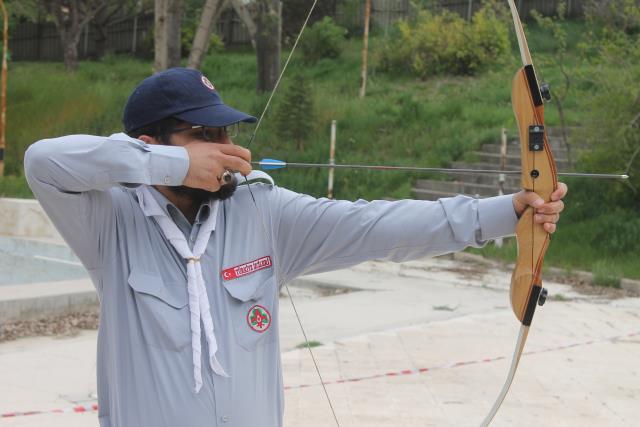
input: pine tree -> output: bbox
[273,73,314,151]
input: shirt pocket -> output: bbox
[222,276,277,352]
[127,268,190,352]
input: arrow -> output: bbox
[253,158,629,180]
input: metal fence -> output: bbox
[10,15,152,61]
[9,11,253,61]
[8,0,585,62]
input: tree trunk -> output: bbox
[230,0,256,47]
[187,0,226,70]
[56,0,82,72]
[92,4,121,59]
[255,0,281,93]
[154,0,183,70]
[62,34,79,71]
[93,24,108,58]
[154,0,168,71]
[46,0,105,72]
[166,0,183,68]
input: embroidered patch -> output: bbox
[222,256,272,281]
[201,75,215,90]
[247,305,271,333]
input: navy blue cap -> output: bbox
[123,67,257,132]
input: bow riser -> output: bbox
[511,216,549,323]
[512,66,558,194]
[510,65,557,324]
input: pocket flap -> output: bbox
[128,269,188,309]
[222,276,272,302]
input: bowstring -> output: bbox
[243,0,340,425]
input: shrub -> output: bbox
[377,2,510,78]
[181,21,224,57]
[300,17,347,63]
[584,0,640,35]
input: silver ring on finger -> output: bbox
[219,170,233,184]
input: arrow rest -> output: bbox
[540,82,552,102]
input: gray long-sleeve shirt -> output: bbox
[24,133,518,427]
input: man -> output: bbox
[24,67,566,427]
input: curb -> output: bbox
[454,251,640,294]
[0,290,98,323]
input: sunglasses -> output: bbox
[166,123,239,142]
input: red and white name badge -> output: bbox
[221,256,272,281]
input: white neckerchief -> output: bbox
[136,185,228,393]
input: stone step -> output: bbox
[451,160,521,171]
[499,126,574,140]
[413,188,469,201]
[546,127,578,138]
[412,186,508,201]
[480,142,569,158]
[409,127,577,201]
[413,179,519,197]
[429,170,523,187]
[470,151,571,169]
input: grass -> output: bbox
[468,236,638,282]
[1,20,638,280]
[295,340,322,349]
[0,28,585,197]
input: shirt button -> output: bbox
[221,415,230,423]
[164,175,170,184]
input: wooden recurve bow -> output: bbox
[480,2,557,425]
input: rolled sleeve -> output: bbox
[478,194,518,240]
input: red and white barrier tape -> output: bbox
[1,403,98,418]
[2,331,637,418]
[283,330,639,390]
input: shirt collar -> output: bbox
[140,186,216,227]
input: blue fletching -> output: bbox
[260,158,286,170]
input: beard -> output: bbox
[169,175,238,204]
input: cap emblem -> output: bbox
[201,75,215,90]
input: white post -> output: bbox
[328,120,337,199]
[495,128,507,248]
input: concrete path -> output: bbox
[1,255,638,426]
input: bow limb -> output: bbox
[481,2,557,425]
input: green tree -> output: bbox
[300,17,346,64]
[273,73,314,151]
